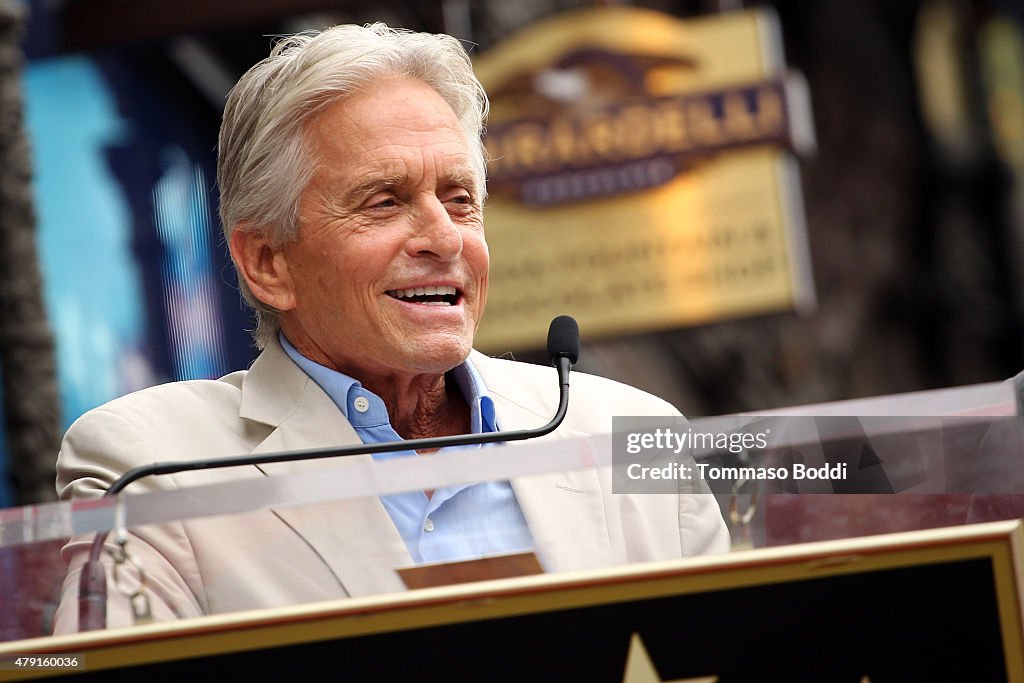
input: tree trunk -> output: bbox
[0,0,60,504]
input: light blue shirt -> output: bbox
[280,336,534,564]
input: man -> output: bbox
[54,23,729,631]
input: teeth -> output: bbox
[386,285,458,303]
[387,285,457,299]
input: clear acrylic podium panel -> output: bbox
[0,378,1020,644]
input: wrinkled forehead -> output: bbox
[301,77,481,190]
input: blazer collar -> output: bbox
[239,337,314,428]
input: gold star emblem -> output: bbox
[622,633,719,683]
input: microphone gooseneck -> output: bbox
[546,315,578,425]
[78,316,580,631]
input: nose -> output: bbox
[406,195,463,261]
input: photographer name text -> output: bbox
[625,462,849,481]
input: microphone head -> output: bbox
[547,315,580,366]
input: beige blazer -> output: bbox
[53,340,728,631]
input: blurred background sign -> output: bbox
[474,7,816,352]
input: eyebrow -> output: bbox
[341,167,481,206]
[342,175,404,207]
[443,168,481,196]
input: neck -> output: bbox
[370,372,470,441]
[279,330,471,440]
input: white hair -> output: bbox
[217,23,489,348]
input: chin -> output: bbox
[402,338,472,375]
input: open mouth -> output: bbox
[385,285,460,306]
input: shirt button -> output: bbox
[423,518,435,532]
[353,396,370,413]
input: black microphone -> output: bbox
[547,314,580,366]
[78,316,580,630]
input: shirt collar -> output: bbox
[278,334,497,433]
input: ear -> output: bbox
[229,225,297,312]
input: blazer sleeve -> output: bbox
[636,400,731,557]
[53,408,208,633]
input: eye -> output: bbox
[364,192,398,209]
[443,190,475,207]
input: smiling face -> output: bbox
[256,76,488,383]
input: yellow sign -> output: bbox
[474,7,815,351]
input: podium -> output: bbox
[2,377,1024,680]
[1,522,1022,681]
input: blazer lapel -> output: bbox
[239,339,411,597]
[474,352,614,572]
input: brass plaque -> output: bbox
[474,7,815,351]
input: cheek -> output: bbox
[293,259,329,294]
[469,238,489,312]
[307,245,357,287]
[466,234,490,273]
